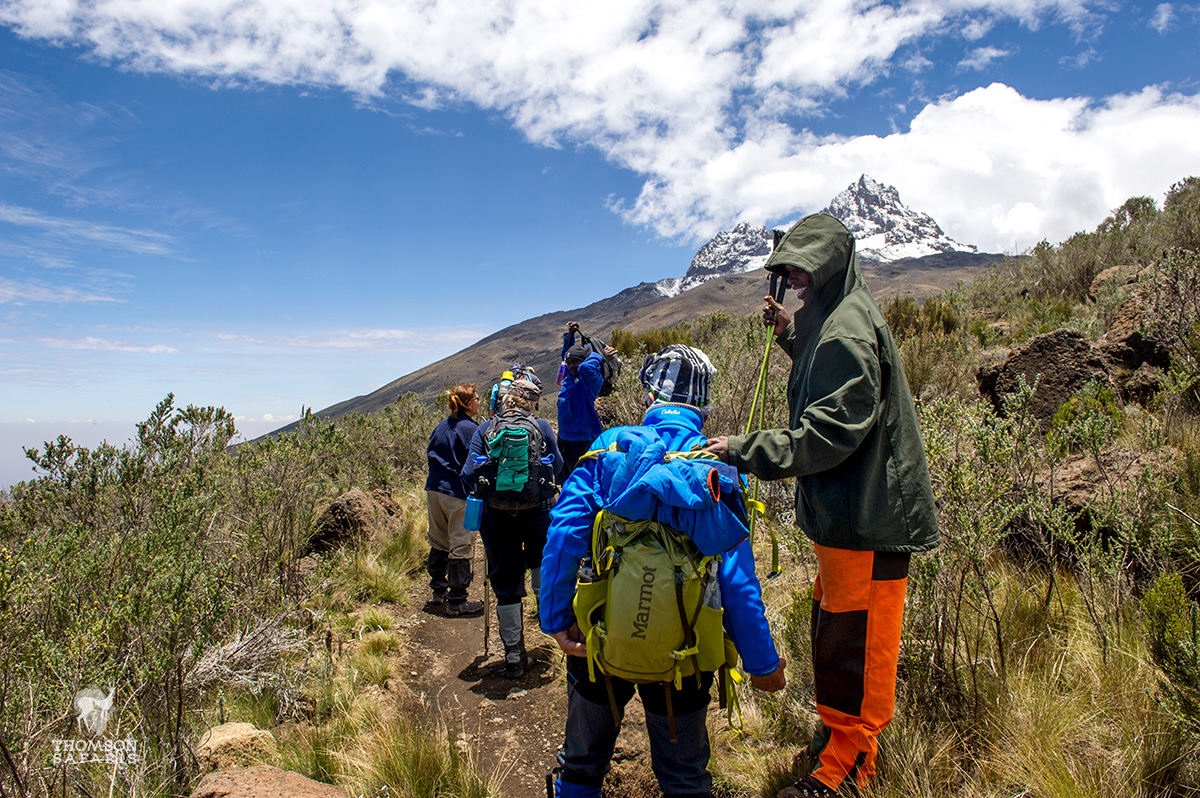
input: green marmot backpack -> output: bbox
[570,449,743,736]
[475,409,556,511]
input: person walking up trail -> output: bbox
[462,378,564,678]
[704,213,939,797]
[542,345,787,798]
[556,321,617,473]
[424,383,484,617]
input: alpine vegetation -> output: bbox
[1,177,1199,797]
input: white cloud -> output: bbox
[213,326,485,352]
[0,276,118,304]
[958,45,1014,70]
[617,83,1200,251]
[0,203,174,255]
[1150,3,1174,32]
[1,0,1197,253]
[36,336,179,353]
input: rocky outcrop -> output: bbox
[188,765,342,798]
[1096,268,1172,403]
[307,488,404,553]
[196,723,278,774]
[977,328,1117,427]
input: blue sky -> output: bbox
[2,0,1199,487]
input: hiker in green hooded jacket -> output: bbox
[704,212,938,798]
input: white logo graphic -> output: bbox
[73,686,115,736]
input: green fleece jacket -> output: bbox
[726,213,938,552]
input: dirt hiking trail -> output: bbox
[392,546,661,798]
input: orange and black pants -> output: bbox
[809,543,910,792]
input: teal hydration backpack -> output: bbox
[476,410,556,510]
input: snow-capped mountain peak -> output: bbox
[654,221,773,298]
[649,175,980,298]
[822,174,976,262]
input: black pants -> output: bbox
[479,505,550,604]
[558,656,714,797]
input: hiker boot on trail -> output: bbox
[444,558,482,616]
[427,548,450,605]
[445,598,484,617]
[497,602,527,678]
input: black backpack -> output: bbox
[475,410,557,510]
[578,332,622,397]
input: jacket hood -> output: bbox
[588,425,750,555]
[765,213,862,315]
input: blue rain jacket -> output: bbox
[540,403,781,677]
[557,349,605,443]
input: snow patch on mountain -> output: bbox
[822,175,976,262]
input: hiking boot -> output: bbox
[792,722,830,778]
[445,600,484,617]
[503,646,528,678]
[429,592,447,606]
[497,601,525,677]
[781,775,838,797]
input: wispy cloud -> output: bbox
[0,276,118,304]
[35,336,179,353]
[1150,3,1174,32]
[213,327,485,353]
[1,1,1196,250]
[0,203,174,255]
[959,46,1014,71]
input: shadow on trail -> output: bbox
[456,649,559,701]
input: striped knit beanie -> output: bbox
[637,345,715,407]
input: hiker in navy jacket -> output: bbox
[541,345,786,798]
[462,378,564,678]
[557,321,614,472]
[425,383,483,616]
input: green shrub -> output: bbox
[1161,176,1200,252]
[884,295,962,341]
[1144,248,1200,409]
[1143,572,1200,728]
[2,395,240,791]
[609,321,694,358]
[1048,379,1125,458]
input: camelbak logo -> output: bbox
[631,566,656,639]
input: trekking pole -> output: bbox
[745,245,788,579]
[482,546,491,657]
[745,328,781,578]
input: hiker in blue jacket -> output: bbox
[462,378,564,678]
[424,383,483,617]
[557,321,616,472]
[541,345,787,798]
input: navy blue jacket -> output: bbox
[424,413,479,500]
